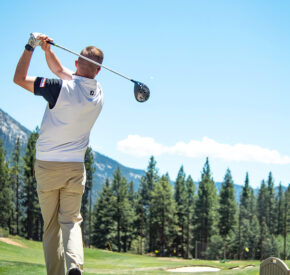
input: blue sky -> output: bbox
[1,0,290,188]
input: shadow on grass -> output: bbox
[0,260,46,275]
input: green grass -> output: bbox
[0,236,289,274]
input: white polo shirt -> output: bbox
[34,75,103,162]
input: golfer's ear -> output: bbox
[75,60,78,68]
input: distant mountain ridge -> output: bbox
[0,108,286,201]
[0,108,30,154]
[92,150,145,193]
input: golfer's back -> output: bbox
[36,75,103,162]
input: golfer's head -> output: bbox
[76,46,104,79]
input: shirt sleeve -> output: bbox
[34,77,62,109]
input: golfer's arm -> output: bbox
[13,50,36,93]
[45,49,73,80]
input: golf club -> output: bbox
[47,41,150,103]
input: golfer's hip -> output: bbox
[35,159,86,193]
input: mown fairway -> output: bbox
[0,236,289,275]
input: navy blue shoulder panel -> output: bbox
[34,77,62,109]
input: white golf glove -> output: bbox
[26,32,43,50]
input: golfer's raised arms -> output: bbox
[13,33,72,94]
[38,35,74,80]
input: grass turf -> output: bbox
[0,236,289,274]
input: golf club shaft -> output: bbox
[47,41,133,82]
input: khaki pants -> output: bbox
[35,160,86,275]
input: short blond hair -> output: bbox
[78,46,104,78]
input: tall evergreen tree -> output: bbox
[81,147,95,246]
[10,138,22,235]
[219,169,237,237]
[139,156,159,252]
[21,129,42,240]
[93,178,117,250]
[238,172,256,259]
[266,172,277,235]
[127,180,136,251]
[140,156,159,207]
[150,174,177,256]
[255,176,279,257]
[257,180,269,260]
[239,173,255,221]
[276,183,284,236]
[0,139,13,231]
[184,175,195,259]
[174,166,187,257]
[248,215,260,259]
[120,181,135,253]
[194,158,219,258]
[134,191,146,254]
[112,167,134,252]
[218,169,237,258]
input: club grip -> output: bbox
[47,41,56,46]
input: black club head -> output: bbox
[132,80,150,103]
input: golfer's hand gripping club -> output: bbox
[46,41,150,102]
[25,32,44,52]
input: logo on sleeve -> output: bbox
[90,90,95,96]
[40,78,47,88]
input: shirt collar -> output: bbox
[72,75,97,86]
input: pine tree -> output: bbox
[93,178,117,250]
[238,172,257,259]
[194,158,219,258]
[239,173,255,221]
[134,191,145,254]
[10,138,21,235]
[218,169,237,259]
[174,166,187,257]
[257,180,269,260]
[185,175,195,259]
[139,156,159,252]
[149,174,177,256]
[81,147,95,246]
[248,215,260,259]
[112,167,134,252]
[276,183,284,236]
[127,180,136,251]
[120,183,135,253]
[266,172,277,235]
[0,139,13,230]
[21,129,42,240]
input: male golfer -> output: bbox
[14,33,104,275]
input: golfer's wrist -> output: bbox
[25,44,34,52]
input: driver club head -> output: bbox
[132,80,150,103]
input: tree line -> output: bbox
[0,131,289,260]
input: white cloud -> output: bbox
[117,135,290,165]
[117,135,168,157]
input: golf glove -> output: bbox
[26,32,43,51]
